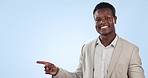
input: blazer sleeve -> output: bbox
[128,46,145,78]
[52,68,78,78]
[52,45,85,78]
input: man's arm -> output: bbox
[52,45,85,78]
[128,47,145,78]
[36,61,78,78]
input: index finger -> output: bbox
[36,61,50,65]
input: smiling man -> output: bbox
[37,2,145,78]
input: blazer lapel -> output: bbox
[107,38,123,77]
[89,39,98,78]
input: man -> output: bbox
[37,2,145,78]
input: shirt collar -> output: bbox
[97,35,119,47]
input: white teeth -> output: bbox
[101,26,108,28]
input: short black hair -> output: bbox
[93,2,116,17]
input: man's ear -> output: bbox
[113,16,117,24]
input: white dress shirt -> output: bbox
[94,35,118,78]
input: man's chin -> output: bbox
[100,32,111,36]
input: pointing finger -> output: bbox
[36,61,50,65]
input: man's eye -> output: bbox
[95,18,101,21]
[105,17,111,20]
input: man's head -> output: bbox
[93,2,116,17]
[93,2,117,36]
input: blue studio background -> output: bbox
[0,0,147,78]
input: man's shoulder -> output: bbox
[119,37,139,48]
[84,39,97,48]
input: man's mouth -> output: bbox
[100,25,109,29]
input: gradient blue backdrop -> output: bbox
[0,0,147,78]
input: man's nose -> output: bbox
[100,19,107,25]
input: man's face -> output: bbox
[94,8,117,36]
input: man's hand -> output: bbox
[36,61,59,75]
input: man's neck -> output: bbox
[99,34,116,47]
